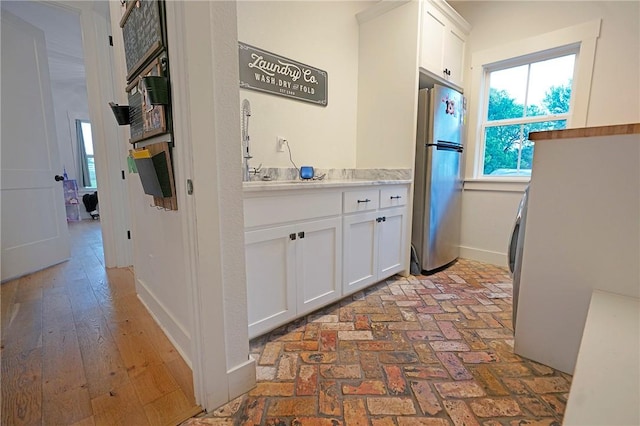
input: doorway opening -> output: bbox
[2,1,104,246]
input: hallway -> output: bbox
[1,220,201,425]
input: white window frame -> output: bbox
[464,19,601,189]
[78,119,97,188]
[480,46,578,176]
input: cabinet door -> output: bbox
[245,225,297,338]
[377,207,407,279]
[343,211,379,296]
[420,3,446,75]
[297,217,342,316]
[443,26,466,88]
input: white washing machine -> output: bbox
[508,186,529,331]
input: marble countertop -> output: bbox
[242,178,412,192]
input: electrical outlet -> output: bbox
[277,136,286,152]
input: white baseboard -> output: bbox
[136,278,192,367]
[227,357,256,400]
[460,246,508,268]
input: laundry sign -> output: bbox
[238,42,328,106]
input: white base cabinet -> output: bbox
[343,210,379,293]
[296,217,342,317]
[377,207,407,278]
[244,183,409,338]
[342,185,408,296]
[245,217,341,339]
[343,206,407,296]
[245,224,297,337]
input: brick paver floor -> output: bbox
[183,258,570,425]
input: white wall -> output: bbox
[356,0,421,169]
[109,0,253,411]
[236,1,367,169]
[452,0,640,266]
[107,1,193,364]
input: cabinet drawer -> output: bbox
[244,191,341,228]
[343,189,379,214]
[380,186,408,209]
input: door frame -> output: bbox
[162,1,253,410]
[54,0,133,268]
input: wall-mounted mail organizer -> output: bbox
[110,0,177,210]
[125,56,171,143]
[130,142,177,211]
[110,56,170,139]
[120,0,166,82]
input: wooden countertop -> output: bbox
[529,122,640,141]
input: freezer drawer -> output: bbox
[419,145,462,271]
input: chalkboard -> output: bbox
[121,0,164,81]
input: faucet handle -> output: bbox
[249,164,262,175]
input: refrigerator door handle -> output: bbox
[436,139,458,146]
[432,141,463,153]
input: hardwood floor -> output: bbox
[1,220,201,425]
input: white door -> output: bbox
[297,217,342,316]
[343,211,379,296]
[1,11,70,281]
[443,27,466,87]
[377,207,407,278]
[245,225,297,338]
[420,3,445,75]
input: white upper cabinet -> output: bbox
[420,0,470,89]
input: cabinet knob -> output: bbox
[289,233,297,240]
[298,231,305,239]
[382,216,386,222]
[357,199,371,204]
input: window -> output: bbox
[481,52,576,176]
[466,20,600,186]
[77,119,97,188]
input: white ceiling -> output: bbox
[1,1,93,86]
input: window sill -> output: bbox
[463,178,529,193]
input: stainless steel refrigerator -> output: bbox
[412,85,464,273]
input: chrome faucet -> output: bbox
[241,99,253,181]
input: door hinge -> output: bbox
[108,35,113,46]
[121,170,125,180]
[127,230,131,239]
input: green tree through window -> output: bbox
[481,53,575,176]
[483,83,571,175]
